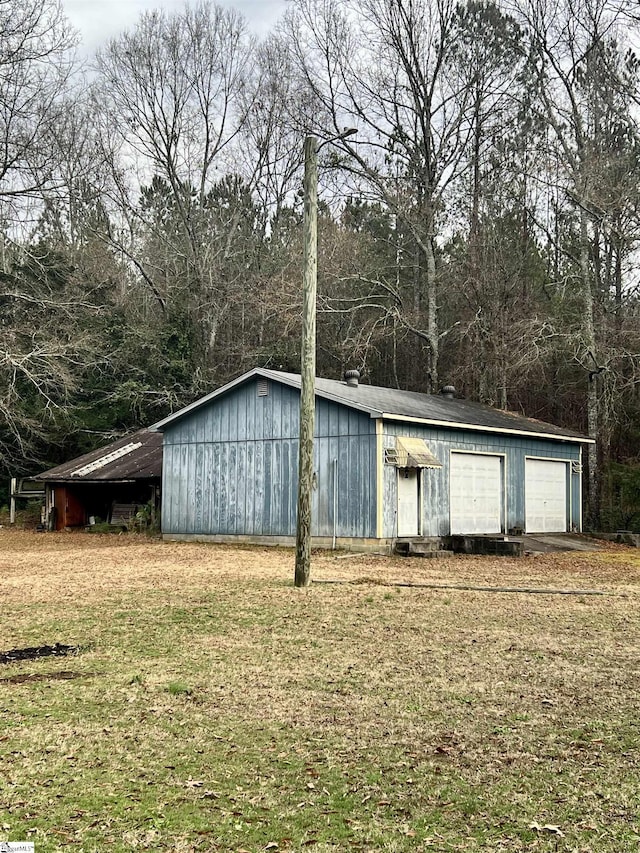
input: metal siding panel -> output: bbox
[264,392,274,440]
[356,435,368,536]
[337,436,350,535]
[187,416,197,444]
[168,422,182,445]
[422,466,439,537]
[195,443,204,533]
[178,442,187,531]
[254,390,265,441]
[382,434,397,538]
[219,398,229,443]
[370,434,379,536]
[174,444,184,531]
[338,406,351,437]
[282,389,292,438]
[290,387,300,438]
[245,383,261,440]
[272,442,282,534]
[202,443,212,533]
[361,435,373,536]
[314,437,327,535]
[274,387,283,438]
[271,389,281,439]
[163,444,175,532]
[509,447,525,530]
[245,442,255,534]
[211,404,221,443]
[227,443,237,533]
[328,447,336,537]
[190,444,199,533]
[288,440,298,535]
[317,398,329,438]
[263,443,272,533]
[328,402,340,436]
[203,402,213,443]
[210,444,220,532]
[254,442,264,534]
[358,436,367,536]
[281,441,291,535]
[182,444,192,533]
[236,391,246,442]
[160,443,169,531]
[218,444,228,532]
[573,469,581,531]
[347,436,359,535]
[348,409,361,436]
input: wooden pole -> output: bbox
[10,477,16,525]
[295,136,318,588]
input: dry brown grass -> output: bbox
[1,530,639,852]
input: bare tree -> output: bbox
[513,0,640,524]
[94,1,258,368]
[0,1,92,472]
[0,0,76,211]
[283,0,476,391]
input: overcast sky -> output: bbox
[62,0,289,51]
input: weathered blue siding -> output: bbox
[382,422,582,537]
[162,377,377,538]
[161,374,584,543]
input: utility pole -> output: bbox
[294,135,318,588]
[294,130,356,588]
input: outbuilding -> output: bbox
[36,428,162,530]
[153,368,592,551]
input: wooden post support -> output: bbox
[295,135,318,588]
[10,477,16,525]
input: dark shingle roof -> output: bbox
[153,369,591,443]
[36,428,163,483]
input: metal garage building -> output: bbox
[153,368,592,550]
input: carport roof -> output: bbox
[36,428,162,483]
[152,369,593,444]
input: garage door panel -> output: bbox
[525,459,567,533]
[450,453,502,535]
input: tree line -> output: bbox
[2,0,640,529]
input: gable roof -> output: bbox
[36,428,163,483]
[152,368,592,444]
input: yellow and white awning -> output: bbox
[385,436,442,468]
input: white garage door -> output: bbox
[525,459,567,533]
[450,453,502,534]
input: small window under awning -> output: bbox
[385,436,442,468]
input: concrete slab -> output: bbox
[519,534,602,554]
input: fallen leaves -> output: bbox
[529,821,565,837]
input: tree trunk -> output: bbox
[578,206,600,528]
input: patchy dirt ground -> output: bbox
[1,530,639,852]
[1,528,638,598]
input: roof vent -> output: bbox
[440,384,456,400]
[344,369,360,387]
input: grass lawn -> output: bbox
[0,530,639,852]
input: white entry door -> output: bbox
[397,468,420,536]
[450,453,502,534]
[525,459,567,533]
